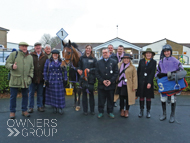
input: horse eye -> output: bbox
[68,52,71,54]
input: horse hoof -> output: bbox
[75,106,80,111]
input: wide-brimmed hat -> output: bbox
[51,49,60,54]
[142,48,155,56]
[121,53,133,60]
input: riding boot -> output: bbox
[138,100,144,118]
[169,102,176,123]
[160,102,166,121]
[146,101,151,118]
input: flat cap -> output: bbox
[34,42,41,46]
[19,42,29,46]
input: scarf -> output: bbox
[117,52,124,62]
[145,58,151,66]
[118,62,130,87]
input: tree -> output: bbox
[50,36,61,48]
[40,34,52,47]
[39,34,65,49]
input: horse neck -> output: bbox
[72,47,80,67]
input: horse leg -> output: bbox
[77,87,82,106]
[73,83,77,108]
[74,83,80,111]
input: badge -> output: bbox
[110,70,113,74]
[88,60,93,63]
[144,73,147,76]
[125,79,127,82]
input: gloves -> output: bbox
[45,80,49,87]
[157,73,167,79]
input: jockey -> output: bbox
[155,44,184,123]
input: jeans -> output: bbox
[10,87,28,113]
[29,83,44,108]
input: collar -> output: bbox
[104,58,109,62]
[117,52,124,57]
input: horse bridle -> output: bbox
[62,46,74,67]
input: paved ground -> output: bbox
[0,94,190,143]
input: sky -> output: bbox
[1,0,190,46]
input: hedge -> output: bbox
[0,65,189,93]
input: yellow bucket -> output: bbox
[66,88,73,96]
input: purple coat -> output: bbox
[155,56,183,77]
[43,59,65,108]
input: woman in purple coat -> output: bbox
[155,44,183,123]
[43,50,65,114]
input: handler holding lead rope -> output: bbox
[155,44,185,123]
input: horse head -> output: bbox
[61,40,81,68]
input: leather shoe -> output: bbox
[10,112,15,119]
[38,107,45,112]
[120,109,125,117]
[28,108,33,113]
[22,111,30,117]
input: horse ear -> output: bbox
[68,40,71,47]
[62,40,65,47]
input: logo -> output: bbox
[7,119,57,137]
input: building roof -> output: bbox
[54,42,103,52]
[53,38,190,51]
[93,37,141,51]
[0,27,9,31]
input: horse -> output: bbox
[61,40,82,111]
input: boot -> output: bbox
[138,100,144,118]
[120,109,125,117]
[146,101,151,118]
[160,102,166,121]
[124,110,129,118]
[169,102,176,123]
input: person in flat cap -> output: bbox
[137,48,157,118]
[115,53,137,118]
[5,42,34,119]
[43,49,65,114]
[28,42,48,113]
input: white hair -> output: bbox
[45,44,51,49]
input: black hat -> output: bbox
[51,49,60,54]
[34,42,41,46]
[121,53,133,60]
